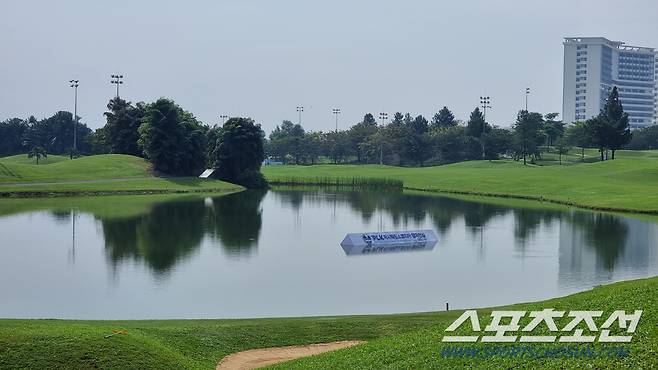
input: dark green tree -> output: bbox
[103,98,145,156]
[601,87,631,159]
[211,117,266,188]
[513,110,544,165]
[138,98,207,176]
[27,146,47,164]
[565,121,591,161]
[542,113,564,148]
[431,106,456,129]
[465,107,489,138]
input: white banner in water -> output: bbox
[340,230,438,255]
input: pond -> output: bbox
[1,189,657,319]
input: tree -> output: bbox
[211,117,266,188]
[565,121,591,161]
[348,115,378,163]
[601,87,631,159]
[465,107,489,138]
[555,137,571,165]
[138,98,207,176]
[542,113,564,149]
[27,146,47,164]
[407,115,429,135]
[268,120,305,164]
[391,112,404,126]
[0,118,29,156]
[626,125,658,150]
[103,98,145,156]
[585,115,610,161]
[431,106,456,129]
[513,110,544,165]
[483,127,513,159]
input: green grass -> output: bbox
[1,276,655,369]
[263,149,658,214]
[0,154,242,197]
[0,154,70,165]
[0,154,150,183]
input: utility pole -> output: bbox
[69,80,79,156]
[479,96,491,160]
[378,112,388,165]
[110,74,124,98]
[296,106,304,125]
[332,108,341,132]
[525,87,530,111]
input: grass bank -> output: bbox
[0,154,241,197]
[263,150,658,214]
[1,276,655,369]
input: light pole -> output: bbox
[110,74,123,99]
[525,87,530,111]
[332,108,341,132]
[479,96,491,160]
[296,106,304,125]
[220,115,228,125]
[69,80,79,156]
[378,112,388,165]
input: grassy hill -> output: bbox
[1,276,655,369]
[263,150,658,213]
[0,154,70,165]
[0,154,151,183]
[0,154,241,197]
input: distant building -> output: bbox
[562,37,658,128]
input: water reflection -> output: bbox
[101,191,266,275]
[1,188,657,319]
[29,190,649,275]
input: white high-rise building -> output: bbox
[562,37,657,128]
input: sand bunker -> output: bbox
[216,340,364,369]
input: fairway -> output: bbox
[0,154,242,197]
[263,150,658,213]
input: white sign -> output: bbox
[199,169,215,179]
[340,230,438,255]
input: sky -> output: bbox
[1,0,657,134]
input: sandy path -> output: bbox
[216,340,364,370]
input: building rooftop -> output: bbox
[564,37,654,52]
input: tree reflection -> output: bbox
[567,212,628,269]
[205,190,266,256]
[100,191,265,276]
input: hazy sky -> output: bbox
[2,0,657,133]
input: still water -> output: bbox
[1,189,657,319]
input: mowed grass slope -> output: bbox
[0,154,241,196]
[263,150,658,213]
[0,154,150,183]
[1,277,655,370]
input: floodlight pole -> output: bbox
[332,108,341,132]
[378,112,388,165]
[525,87,530,111]
[479,96,491,160]
[69,80,79,155]
[296,106,304,125]
[110,74,124,98]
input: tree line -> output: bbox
[0,86,636,183]
[266,87,632,166]
[0,97,266,188]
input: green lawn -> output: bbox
[263,149,658,214]
[0,154,70,165]
[0,154,241,197]
[0,154,151,183]
[1,276,655,370]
